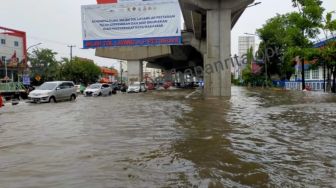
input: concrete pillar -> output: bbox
[127,60,143,84]
[204,5,231,97]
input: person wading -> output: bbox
[0,94,4,108]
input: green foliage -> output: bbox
[29,48,61,85]
[240,47,271,86]
[256,0,325,80]
[324,11,336,37]
[61,57,101,85]
[242,65,270,87]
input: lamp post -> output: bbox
[247,2,261,8]
[119,60,127,84]
[27,43,42,52]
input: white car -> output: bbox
[28,81,77,103]
[84,83,112,97]
[127,84,140,93]
[127,82,147,93]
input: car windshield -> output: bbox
[130,85,139,88]
[88,84,101,89]
[38,83,58,90]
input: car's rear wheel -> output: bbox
[49,96,57,103]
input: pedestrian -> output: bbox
[121,83,127,93]
[80,83,86,94]
[0,94,4,108]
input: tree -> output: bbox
[257,14,290,79]
[241,47,270,87]
[321,12,336,92]
[256,0,324,87]
[29,48,61,85]
[305,12,336,92]
[61,57,101,85]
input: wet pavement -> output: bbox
[0,87,336,188]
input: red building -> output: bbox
[100,67,118,83]
[0,26,27,81]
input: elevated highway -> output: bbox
[95,0,254,97]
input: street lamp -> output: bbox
[27,43,42,52]
[247,2,261,8]
[119,60,127,84]
[231,2,261,26]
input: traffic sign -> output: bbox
[35,74,41,81]
[23,75,30,85]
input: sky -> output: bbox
[0,0,335,70]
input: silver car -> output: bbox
[28,81,77,103]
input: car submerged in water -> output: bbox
[28,81,77,103]
[127,82,147,93]
[84,83,112,97]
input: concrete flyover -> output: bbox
[95,0,254,97]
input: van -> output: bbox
[28,81,77,103]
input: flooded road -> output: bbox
[0,87,335,188]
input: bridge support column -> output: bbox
[127,60,143,84]
[204,7,231,97]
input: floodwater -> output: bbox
[0,87,335,188]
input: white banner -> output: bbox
[81,0,182,48]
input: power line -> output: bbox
[28,35,71,46]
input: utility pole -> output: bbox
[119,60,123,84]
[67,45,76,61]
[301,58,305,90]
[323,61,326,92]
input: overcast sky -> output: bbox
[0,0,335,69]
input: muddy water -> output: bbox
[0,87,335,188]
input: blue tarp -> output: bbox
[314,36,336,48]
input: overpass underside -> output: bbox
[95,0,254,97]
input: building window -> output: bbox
[304,70,311,80]
[14,41,19,47]
[1,39,5,44]
[312,69,319,80]
[1,56,6,62]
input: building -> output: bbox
[0,27,27,81]
[285,61,325,91]
[284,36,336,91]
[100,67,118,83]
[233,36,255,80]
[238,36,256,57]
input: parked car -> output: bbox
[120,84,128,93]
[28,81,77,103]
[84,83,112,96]
[109,83,120,91]
[127,82,147,93]
[140,82,147,92]
[108,83,118,94]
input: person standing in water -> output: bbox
[0,94,4,108]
